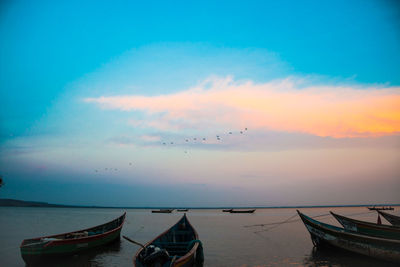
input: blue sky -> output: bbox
[0,0,399,206]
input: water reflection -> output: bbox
[26,239,122,267]
[303,246,398,267]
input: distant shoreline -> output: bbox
[0,198,399,210]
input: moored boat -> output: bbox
[20,212,126,265]
[177,209,189,212]
[330,211,400,240]
[229,209,256,213]
[378,210,400,227]
[134,214,203,267]
[368,206,394,211]
[297,210,400,263]
[152,209,174,213]
[222,209,232,212]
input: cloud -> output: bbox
[85,76,400,138]
[140,135,161,142]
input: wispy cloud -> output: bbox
[140,135,161,142]
[85,76,400,138]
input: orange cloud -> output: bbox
[85,77,400,138]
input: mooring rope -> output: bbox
[253,213,298,233]
[245,210,375,234]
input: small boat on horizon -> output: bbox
[20,212,126,265]
[368,206,394,211]
[378,210,400,226]
[132,214,203,266]
[297,210,400,263]
[330,211,400,240]
[229,209,256,213]
[151,209,174,213]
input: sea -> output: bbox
[0,206,398,267]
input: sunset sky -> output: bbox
[0,0,399,206]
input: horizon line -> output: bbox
[1,198,399,210]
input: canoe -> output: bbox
[378,211,400,227]
[177,209,189,212]
[152,209,174,213]
[368,206,394,211]
[134,214,203,267]
[229,209,255,213]
[297,210,400,263]
[222,209,232,212]
[20,212,126,264]
[330,211,400,240]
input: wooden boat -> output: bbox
[20,212,126,264]
[378,210,400,227]
[152,209,174,213]
[177,209,189,212]
[330,211,400,240]
[134,214,203,267]
[368,206,394,211]
[222,209,232,212]
[297,210,400,263]
[229,209,255,213]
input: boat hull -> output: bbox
[368,207,394,211]
[229,209,255,213]
[331,212,400,240]
[134,214,203,267]
[152,209,173,213]
[20,213,126,265]
[21,229,121,264]
[378,211,400,227]
[298,210,400,263]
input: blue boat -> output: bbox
[133,214,203,267]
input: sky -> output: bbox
[0,0,399,207]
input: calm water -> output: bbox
[0,207,398,267]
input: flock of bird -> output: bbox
[94,162,133,173]
[161,127,248,150]
[94,128,248,172]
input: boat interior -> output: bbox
[139,216,197,262]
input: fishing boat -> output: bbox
[378,210,400,226]
[20,212,126,264]
[330,211,400,240]
[368,206,394,211]
[222,209,232,212]
[297,210,400,263]
[229,209,256,213]
[133,214,203,267]
[177,209,189,212]
[152,209,174,213]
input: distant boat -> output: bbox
[20,212,126,265]
[222,209,233,212]
[133,214,203,267]
[151,209,174,213]
[330,211,400,240]
[297,210,400,263]
[177,209,189,212]
[229,209,256,213]
[378,210,400,227]
[368,206,394,211]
